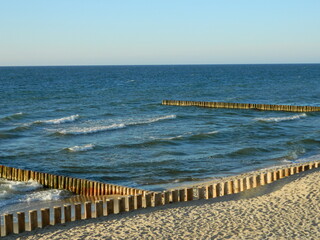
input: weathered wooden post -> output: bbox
[29,210,38,231]
[17,212,26,233]
[41,208,50,228]
[64,205,72,223]
[4,213,14,235]
[54,206,62,225]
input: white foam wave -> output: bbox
[22,189,67,202]
[206,130,219,135]
[125,114,177,127]
[0,179,43,193]
[159,130,218,141]
[294,154,320,163]
[56,115,176,135]
[67,144,95,152]
[255,113,307,122]
[11,112,24,117]
[36,114,80,124]
[0,190,8,197]
[1,112,24,121]
[58,123,125,135]
[140,115,176,124]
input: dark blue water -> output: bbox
[1,64,320,197]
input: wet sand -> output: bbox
[5,168,320,240]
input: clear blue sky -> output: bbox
[1,0,320,66]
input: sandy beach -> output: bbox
[5,168,319,240]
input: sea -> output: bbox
[1,64,320,213]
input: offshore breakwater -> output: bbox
[0,161,319,237]
[162,100,320,112]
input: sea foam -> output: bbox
[255,113,307,122]
[23,189,68,202]
[58,123,125,135]
[67,144,95,152]
[56,115,176,135]
[35,114,80,125]
[0,112,25,121]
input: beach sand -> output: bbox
[6,169,320,240]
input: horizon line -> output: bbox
[0,62,319,68]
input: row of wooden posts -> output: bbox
[0,165,148,196]
[1,161,319,237]
[162,100,320,112]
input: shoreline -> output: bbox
[0,160,315,215]
[167,160,318,190]
[3,166,319,239]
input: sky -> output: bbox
[0,0,320,66]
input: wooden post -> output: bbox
[266,172,273,184]
[54,206,61,225]
[238,178,244,192]
[233,179,239,193]
[198,187,206,200]
[136,194,143,209]
[95,201,103,218]
[4,213,14,235]
[172,190,179,202]
[127,196,135,211]
[75,203,82,220]
[145,193,153,207]
[85,202,92,219]
[273,170,279,181]
[64,204,71,223]
[164,191,170,204]
[259,173,266,186]
[154,193,163,206]
[290,167,295,175]
[106,199,114,215]
[41,208,50,228]
[29,210,38,231]
[118,197,126,212]
[279,169,284,179]
[245,177,251,190]
[206,185,213,199]
[216,183,223,197]
[17,212,25,233]
[179,189,186,202]
[227,181,233,194]
[186,188,193,201]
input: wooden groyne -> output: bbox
[0,165,149,196]
[162,100,320,112]
[0,161,319,237]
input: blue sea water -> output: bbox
[0,64,320,210]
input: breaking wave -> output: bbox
[23,189,69,202]
[57,123,126,135]
[55,115,176,135]
[254,113,307,122]
[66,144,95,152]
[0,112,25,122]
[35,114,80,125]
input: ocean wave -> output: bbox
[57,123,125,135]
[0,179,42,193]
[22,189,69,202]
[0,112,25,122]
[254,113,307,122]
[161,130,218,141]
[55,115,176,135]
[118,139,178,149]
[125,114,177,127]
[0,133,23,139]
[7,125,31,133]
[66,144,95,152]
[35,114,80,125]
